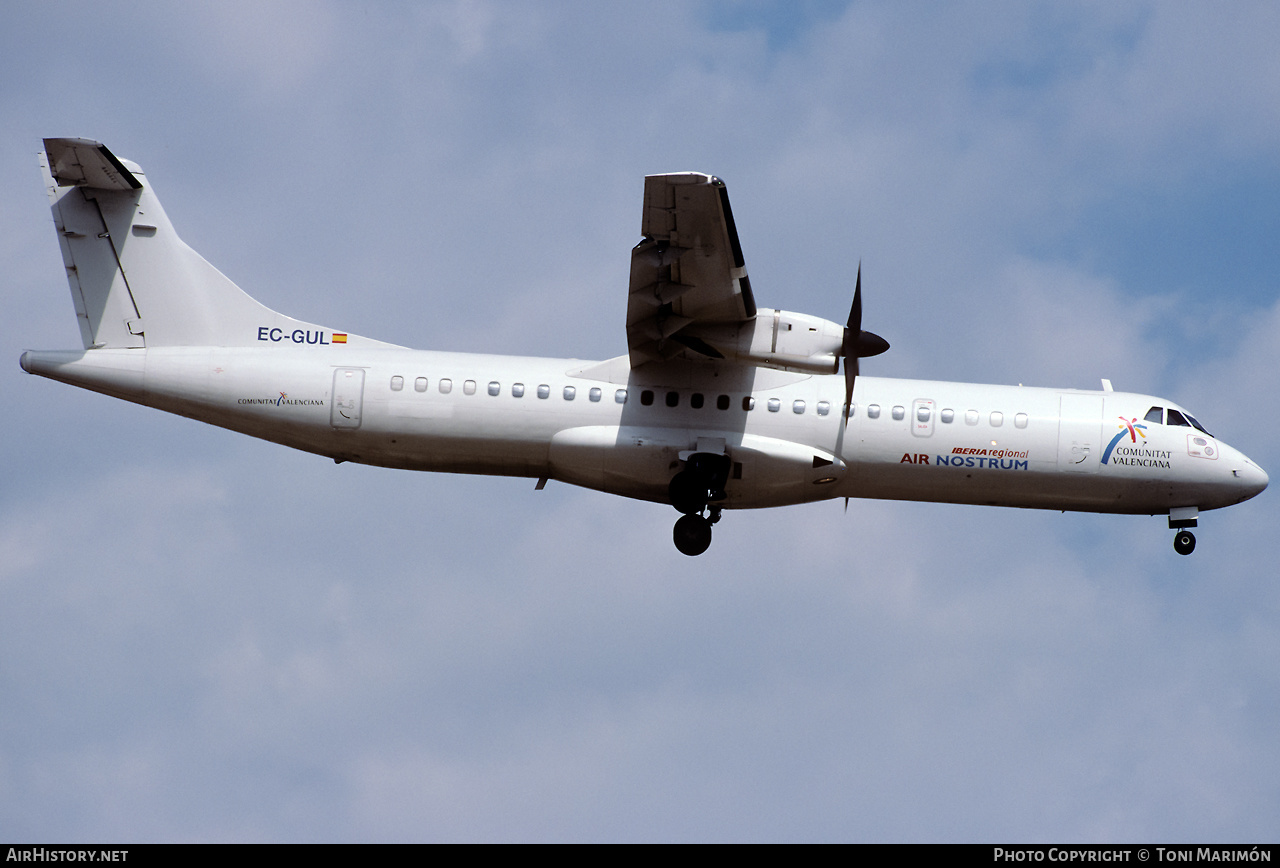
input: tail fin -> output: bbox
[41,138,372,350]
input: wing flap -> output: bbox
[626,173,756,367]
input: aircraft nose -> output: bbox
[1233,454,1268,502]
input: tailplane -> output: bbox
[40,138,379,350]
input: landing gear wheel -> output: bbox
[1173,530,1196,556]
[668,470,709,516]
[673,514,713,556]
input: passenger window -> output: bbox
[1144,406,1163,424]
[589,387,602,402]
[537,384,550,399]
[1166,409,1190,427]
[512,383,525,398]
[439,378,452,394]
[990,411,1003,427]
[563,386,576,400]
[690,393,704,409]
[641,390,654,406]
[816,401,830,416]
[940,408,954,423]
[1014,413,1028,429]
[390,375,404,391]
[487,381,500,396]
[965,410,978,426]
[717,394,730,410]
[867,404,881,419]
[766,397,781,412]
[793,400,806,414]
[415,377,428,393]
[891,405,905,421]
[743,396,755,411]
[916,406,930,422]
[615,389,627,404]
[463,380,476,395]
[666,391,679,407]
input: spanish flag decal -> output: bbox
[332,333,348,344]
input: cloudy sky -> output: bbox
[3,1,1278,843]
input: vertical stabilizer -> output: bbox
[42,140,146,348]
[40,138,376,350]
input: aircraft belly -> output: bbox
[547,424,847,508]
[549,425,683,502]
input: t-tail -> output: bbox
[34,137,383,350]
[22,138,394,397]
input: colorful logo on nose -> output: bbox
[1101,417,1147,464]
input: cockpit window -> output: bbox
[1185,414,1212,437]
[1144,406,1163,424]
[1166,409,1191,427]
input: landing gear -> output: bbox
[1173,530,1196,556]
[668,470,709,516]
[674,514,713,556]
[1169,506,1198,556]
[669,453,730,555]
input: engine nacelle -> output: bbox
[688,309,844,374]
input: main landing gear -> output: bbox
[674,511,719,556]
[1169,506,1198,556]
[669,453,730,556]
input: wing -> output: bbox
[626,173,757,367]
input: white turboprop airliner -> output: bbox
[22,138,1267,556]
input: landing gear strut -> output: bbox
[669,453,730,556]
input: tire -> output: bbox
[1173,530,1196,556]
[673,514,713,556]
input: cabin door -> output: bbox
[331,368,365,429]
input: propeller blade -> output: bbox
[839,263,891,423]
[848,263,862,335]
[841,264,863,423]
[843,355,857,422]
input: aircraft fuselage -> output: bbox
[22,346,1265,516]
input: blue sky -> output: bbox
[3,1,1278,842]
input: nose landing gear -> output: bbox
[669,453,730,556]
[1169,506,1198,556]
[1173,530,1196,556]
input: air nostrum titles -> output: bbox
[899,447,1030,470]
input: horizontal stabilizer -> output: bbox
[43,138,142,190]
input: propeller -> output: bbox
[841,263,890,424]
